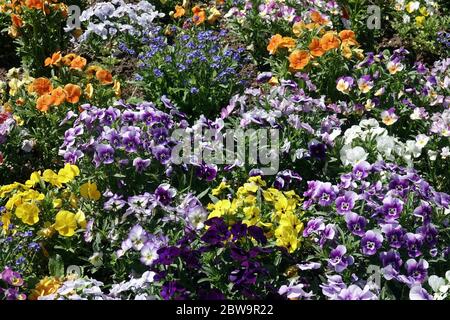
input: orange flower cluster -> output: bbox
[30,77,81,112]
[1,0,68,38]
[29,53,119,112]
[44,52,87,70]
[268,10,360,72]
[172,4,221,26]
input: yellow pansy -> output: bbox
[15,203,40,225]
[1,212,11,231]
[248,176,267,187]
[53,198,63,208]
[275,226,301,253]
[415,16,425,27]
[54,210,78,237]
[57,164,80,184]
[75,210,87,229]
[29,277,61,300]
[80,182,101,201]
[212,181,230,196]
[42,170,62,188]
[26,171,42,188]
[243,206,261,226]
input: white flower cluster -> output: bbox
[339,118,434,167]
[71,0,164,42]
[38,271,156,300]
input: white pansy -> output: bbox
[441,147,450,159]
[340,145,368,166]
[415,134,430,149]
[343,125,363,144]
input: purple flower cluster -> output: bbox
[300,160,449,292]
[0,267,26,300]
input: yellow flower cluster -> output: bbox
[208,176,304,253]
[0,164,99,237]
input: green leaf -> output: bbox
[48,254,65,278]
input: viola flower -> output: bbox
[403,233,424,258]
[382,196,404,221]
[339,30,358,46]
[93,144,115,167]
[133,157,151,173]
[288,50,310,71]
[70,56,87,71]
[381,223,404,249]
[96,69,113,85]
[308,38,325,57]
[345,212,367,236]
[64,84,82,104]
[314,182,337,207]
[405,258,429,284]
[357,75,373,93]
[51,87,66,106]
[335,191,358,215]
[1,268,24,287]
[352,161,371,180]
[361,230,383,256]
[44,52,62,67]
[336,76,354,94]
[320,32,340,51]
[54,210,78,237]
[387,60,404,74]
[31,77,53,96]
[192,6,206,26]
[15,203,40,226]
[173,5,185,19]
[381,108,399,126]
[328,245,354,272]
[36,93,55,112]
[154,183,177,206]
[80,182,101,201]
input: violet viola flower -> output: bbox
[404,259,429,284]
[381,223,404,249]
[382,196,404,221]
[278,281,314,300]
[328,245,354,272]
[345,212,367,236]
[154,183,177,206]
[133,157,151,173]
[93,144,115,167]
[413,202,432,224]
[352,161,371,180]
[380,250,403,280]
[313,182,337,207]
[336,285,378,300]
[416,224,438,248]
[303,218,325,237]
[0,268,24,287]
[361,230,383,256]
[335,191,358,215]
[403,233,424,258]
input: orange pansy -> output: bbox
[64,84,82,104]
[62,53,78,66]
[95,69,113,85]
[320,32,340,51]
[25,0,43,10]
[31,78,53,96]
[44,52,62,67]
[339,30,359,46]
[174,5,185,18]
[70,56,87,71]
[192,6,206,26]
[267,34,283,55]
[86,65,102,78]
[51,87,66,106]
[310,11,328,25]
[288,50,310,71]
[36,94,55,112]
[308,38,325,57]
[11,14,23,27]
